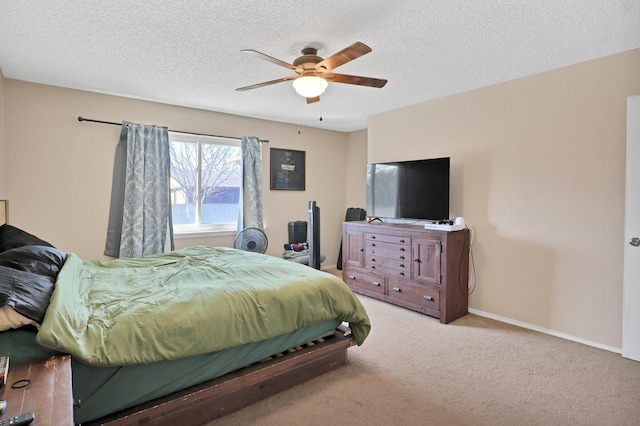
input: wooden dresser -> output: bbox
[342,221,470,323]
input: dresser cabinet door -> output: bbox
[343,229,365,269]
[412,237,442,285]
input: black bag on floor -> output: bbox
[337,207,366,270]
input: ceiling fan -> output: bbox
[236,42,387,103]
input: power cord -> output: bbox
[457,224,477,296]
[466,224,477,295]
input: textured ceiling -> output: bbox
[1,1,639,132]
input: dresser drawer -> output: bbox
[365,240,411,260]
[343,270,386,296]
[366,233,411,245]
[381,267,411,280]
[366,255,412,276]
[387,279,440,312]
[367,260,411,279]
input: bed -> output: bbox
[0,222,370,425]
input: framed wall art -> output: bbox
[270,148,305,190]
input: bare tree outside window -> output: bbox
[169,134,241,231]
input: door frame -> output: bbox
[623,95,640,361]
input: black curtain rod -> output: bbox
[77,116,269,143]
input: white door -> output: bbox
[623,96,640,361]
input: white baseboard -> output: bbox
[468,308,622,355]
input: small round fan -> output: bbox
[234,227,268,254]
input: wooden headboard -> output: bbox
[0,200,6,225]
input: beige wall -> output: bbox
[3,80,350,265]
[368,49,640,350]
[344,129,368,209]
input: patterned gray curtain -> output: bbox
[104,121,174,258]
[237,136,264,231]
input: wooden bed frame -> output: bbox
[86,331,353,425]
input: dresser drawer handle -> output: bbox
[348,275,356,280]
[392,287,401,292]
[423,295,433,301]
[399,272,405,276]
[372,281,381,286]
[371,265,376,269]
[371,243,376,247]
[399,247,405,251]
[399,264,405,268]
[371,258,376,262]
[399,255,405,260]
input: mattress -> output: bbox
[0,319,341,423]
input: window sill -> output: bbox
[174,229,237,239]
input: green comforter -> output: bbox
[36,246,370,366]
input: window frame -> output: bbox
[169,131,241,238]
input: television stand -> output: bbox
[342,221,470,323]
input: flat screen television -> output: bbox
[366,157,450,221]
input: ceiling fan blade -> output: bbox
[241,49,302,73]
[327,73,387,88]
[315,42,372,72]
[236,76,297,91]
[306,96,320,104]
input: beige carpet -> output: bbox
[207,294,640,426]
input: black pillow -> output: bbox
[0,246,66,324]
[0,246,66,278]
[0,224,54,253]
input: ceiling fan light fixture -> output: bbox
[293,75,328,98]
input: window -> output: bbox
[169,132,242,235]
